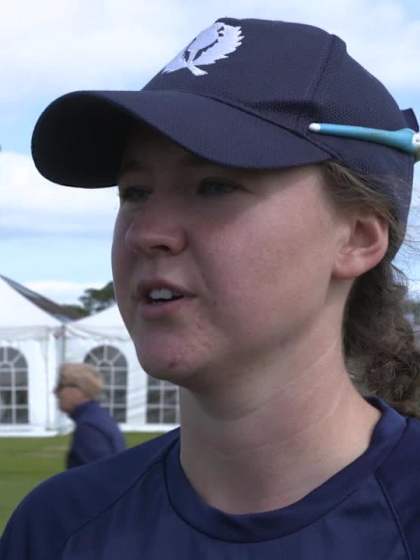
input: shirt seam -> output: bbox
[163,440,373,544]
[374,473,412,560]
[165,479,378,544]
[57,452,169,556]
[163,408,408,543]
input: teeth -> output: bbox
[148,288,181,301]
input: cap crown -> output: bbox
[145,18,406,147]
[143,18,414,225]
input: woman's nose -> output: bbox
[123,203,188,257]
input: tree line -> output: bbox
[61,281,115,319]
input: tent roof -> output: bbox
[0,275,81,323]
[67,304,129,340]
[73,304,124,327]
[0,275,63,327]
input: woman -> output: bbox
[1,17,420,559]
[54,363,126,468]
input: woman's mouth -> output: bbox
[136,281,195,319]
[147,287,184,304]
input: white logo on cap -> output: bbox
[163,22,243,77]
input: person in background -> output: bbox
[55,363,126,468]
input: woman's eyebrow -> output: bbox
[118,153,217,180]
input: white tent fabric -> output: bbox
[0,276,178,436]
[0,275,61,332]
[66,305,129,341]
[63,305,179,432]
[0,277,61,435]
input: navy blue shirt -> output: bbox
[67,400,126,468]
[1,398,420,558]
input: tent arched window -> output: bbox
[84,345,127,423]
[146,376,180,424]
[0,347,29,424]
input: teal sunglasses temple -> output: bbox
[309,123,420,162]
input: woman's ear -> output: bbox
[332,213,389,280]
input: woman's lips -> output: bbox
[138,293,194,319]
[134,279,196,319]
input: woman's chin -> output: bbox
[136,347,200,386]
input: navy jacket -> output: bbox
[1,398,420,558]
[67,400,126,468]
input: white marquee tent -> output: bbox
[64,305,180,433]
[0,276,61,435]
[0,277,179,436]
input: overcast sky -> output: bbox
[2,0,420,304]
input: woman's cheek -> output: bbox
[112,216,130,292]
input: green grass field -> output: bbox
[0,432,162,533]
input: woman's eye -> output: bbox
[198,179,240,196]
[118,186,150,203]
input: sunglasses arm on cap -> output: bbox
[309,123,420,162]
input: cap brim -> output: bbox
[32,90,331,187]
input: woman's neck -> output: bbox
[179,339,381,515]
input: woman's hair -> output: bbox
[322,161,420,417]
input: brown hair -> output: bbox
[58,363,104,400]
[322,161,420,417]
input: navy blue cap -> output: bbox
[32,18,417,227]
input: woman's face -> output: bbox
[112,127,347,390]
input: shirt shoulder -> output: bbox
[376,416,420,557]
[0,429,179,560]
